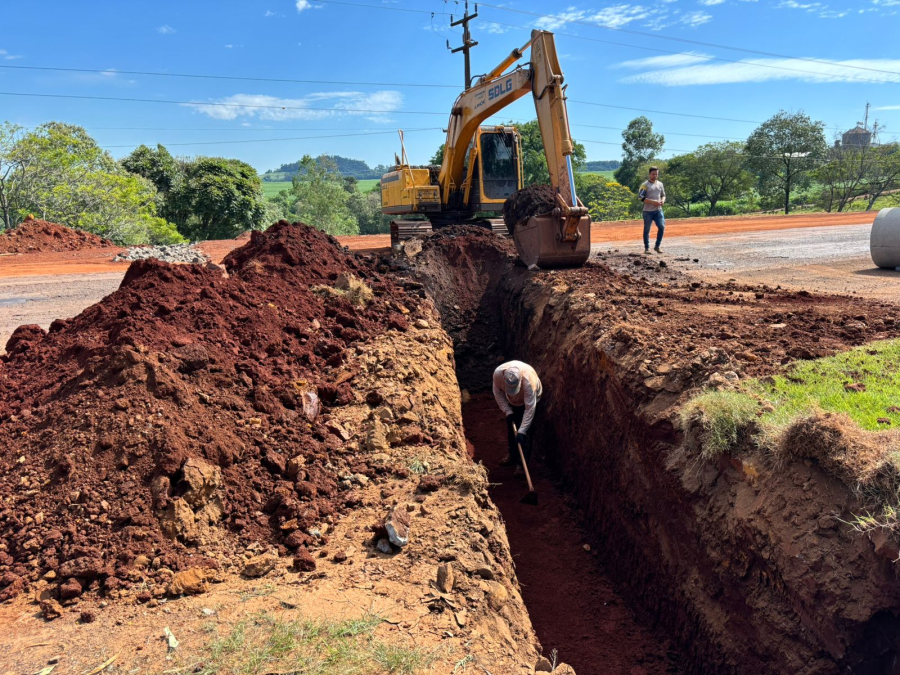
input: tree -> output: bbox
[746,110,826,214]
[272,155,358,236]
[169,157,266,240]
[862,142,900,210]
[510,119,587,187]
[683,142,755,216]
[813,140,869,213]
[614,117,664,188]
[348,189,390,235]
[430,144,445,166]
[0,122,25,230]
[2,122,182,244]
[575,173,638,221]
[121,144,181,195]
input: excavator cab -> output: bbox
[472,127,522,207]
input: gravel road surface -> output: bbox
[0,273,123,353]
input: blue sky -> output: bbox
[2,0,899,172]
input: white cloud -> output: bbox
[536,5,650,30]
[296,0,311,11]
[483,22,508,34]
[680,10,713,26]
[619,57,900,86]
[875,105,900,110]
[184,91,404,123]
[157,24,176,34]
[699,0,725,5]
[264,10,277,17]
[777,0,859,17]
[0,49,22,60]
[616,52,713,69]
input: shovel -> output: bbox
[512,422,539,506]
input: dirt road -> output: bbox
[1,212,892,352]
[614,222,900,302]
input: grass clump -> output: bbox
[199,611,438,675]
[312,273,373,308]
[681,339,900,533]
[680,390,759,459]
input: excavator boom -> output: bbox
[382,29,591,268]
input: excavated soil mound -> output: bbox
[502,185,556,234]
[0,220,417,604]
[0,219,114,254]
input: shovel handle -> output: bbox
[511,422,536,495]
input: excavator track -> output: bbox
[390,219,509,247]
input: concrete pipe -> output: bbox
[870,207,900,269]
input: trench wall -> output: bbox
[414,235,900,675]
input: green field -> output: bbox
[262,181,292,198]
[578,170,616,180]
[261,178,380,199]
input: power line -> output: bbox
[574,123,743,141]
[4,90,859,135]
[0,89,764,124]
[0,64,459,89]
[99,128,441,149]
[569,99,760,124]
[313,0,900,86]
[0,91,448,115]
[472,1,900,79]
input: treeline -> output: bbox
[0,122,390,244]
[262,155,390,181]
[603,110,900,220]
[583,160,620,172]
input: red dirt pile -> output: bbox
[0,218,114,254]
[502,185,557,233]
[0,220,417,605]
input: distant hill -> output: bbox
[583,160,621,172]
[262,155,391,181]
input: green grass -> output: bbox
[682,340,900,455]
[578,170,616,180]
[262,181,293,198]
[262,178,379,200]
[747,340,900,431]
[199,612,440,675]
[681,340,900,530]
[680,390,759,459]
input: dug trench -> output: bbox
[409,226,900,675]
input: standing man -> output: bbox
[639,166,666,254]
[492,360,542,477]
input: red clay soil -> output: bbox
[503,185,557,233]
[463,394,678,675]
[0,221,419,604]
[0,219,114,254]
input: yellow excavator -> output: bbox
[380,28,591,268]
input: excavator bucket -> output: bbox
[513,212,591,268]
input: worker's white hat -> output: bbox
[504,367,522,396]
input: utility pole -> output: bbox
[447,1,478,90]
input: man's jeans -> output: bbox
[642,209,665,249]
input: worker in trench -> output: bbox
[492,361,543,477]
